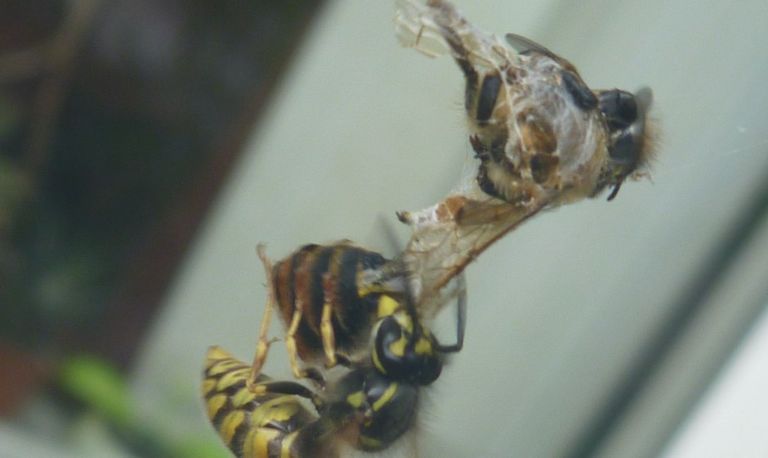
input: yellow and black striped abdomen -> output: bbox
[203,347,321,458]
[271,243,388,360]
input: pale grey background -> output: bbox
[5,0,764,456]
[131,0,768,457]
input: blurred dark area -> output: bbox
[0,0,324,418]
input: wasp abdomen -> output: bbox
[203,347,322,458]
[271,243,388,361]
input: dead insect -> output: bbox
[394,0,656,309]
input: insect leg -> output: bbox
[252,379,325,411]
[436,273,466,353]
[285,306,325,386]
[248,244,278,392]
[320,273,339,368]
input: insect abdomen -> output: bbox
[203,347,320,458]
[271,244,387,359]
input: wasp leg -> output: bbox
[251,379,325,411]
[320,273,339,368]
[436,273,467,353]
[248,244,278,392]
[285,306,326,387]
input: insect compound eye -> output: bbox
[598,89,638,131]
[608,130,640,165]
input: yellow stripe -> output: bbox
[281,431,298,458]
[389,336,407,357]
[210,359,245,376]
[397,312,414,333]
[220,410,245,444]
[414,337,433,355]
[206,346,232,361]
[244,427,279,458]
[346,390,365,408]
[232,387,257,408]
[376,295,400,318]
[372,382,398,412]
[207,394,227,420]
[202,379,217,396]
[217,367,250,391]
[250,396,301,425]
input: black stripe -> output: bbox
[339,248,381,351]
[267,433,286,458]
[336,247,362,333]
[308,246,335,332]
[240,392,281,413]
[476,74,501,122]
[358,249,386,270]
[211,397,232,428]
[229,416,250,454]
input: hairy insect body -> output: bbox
[203,347,328,458]
[204,346,427,458]
[398,1,610,207]
[271,243,388,363]
[205,269,460,458]
[395,0,655,307]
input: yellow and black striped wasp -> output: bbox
[203,243,466,457]
[247,241,465,387]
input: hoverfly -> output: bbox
[393,0,657,311]
[204,255,464,457]
[248,241,465,387]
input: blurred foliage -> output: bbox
[58,355,227,458]
[59,356,133,429]
[0,0,322,358]
[1,0,322,454]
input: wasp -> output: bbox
[205,267,464,457]
[204,348,423,457]
[393,0,657,310]
[248,241,465,386]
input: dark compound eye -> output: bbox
[608,130,639,164]
[598,90,638,131]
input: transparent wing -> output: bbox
[504,32,553,55]
[398,194,548,316]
